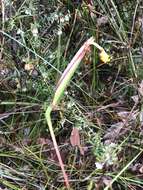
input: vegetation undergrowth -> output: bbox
[0,0,143,189]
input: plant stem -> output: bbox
[45,105,70,189]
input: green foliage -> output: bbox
[0,0,143,189]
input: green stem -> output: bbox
[45,105,70,189]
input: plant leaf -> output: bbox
[70,127,84,155]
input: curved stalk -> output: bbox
[45,106,70,188]
[45,37,110,189]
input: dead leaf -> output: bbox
[103,122,123,141]
[103,122,130,144]
[70,128,84,155]
[131,95,139,104]
[70,128,80,147]
[117,111,137,122]
[97,16,108,26]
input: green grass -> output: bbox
[0,0,143,189]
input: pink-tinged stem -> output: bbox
[45,106,70,188]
